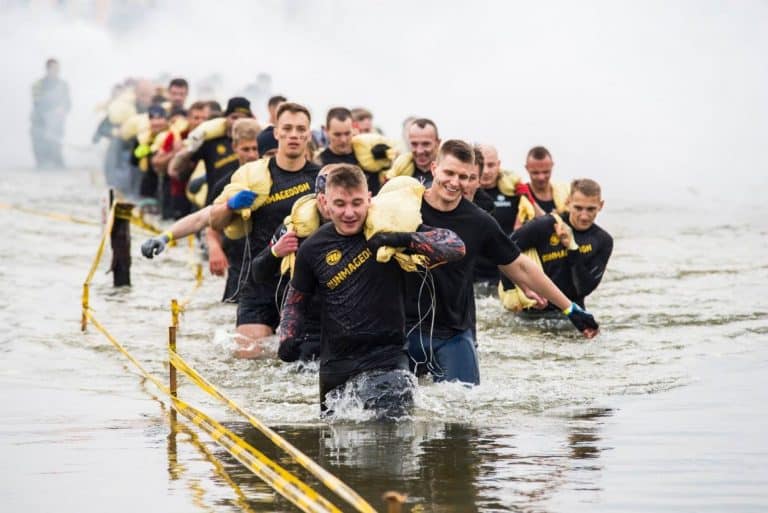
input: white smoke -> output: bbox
[2,0,766,205]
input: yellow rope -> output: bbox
[169,351,377,513]
[85,311,340,513]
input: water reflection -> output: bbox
[159,408,612,513]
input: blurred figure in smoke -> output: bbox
[30,58,70,169]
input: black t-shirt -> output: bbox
[472,189,495,213]
[291,223,406,378]
[317,148,380,195]
[404,197,521,338]
[412,167,433,187]
[191,136,241,205]
[246,157,320,252]
[505,214,613,308]
[474,186,521,283]
[531,189,556,214]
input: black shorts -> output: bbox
[236,279,280,329]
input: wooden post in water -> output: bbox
[382,492,407,513]
[169,299,179,400]
[110,193,133,287]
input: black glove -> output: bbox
[188,175,206,194]
[277,337,302,363]
[141,233,171,259]
[371,143,390,160]
[565,303,599,332]
[368,231,412,253]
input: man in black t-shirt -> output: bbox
[315,107,382,195]
[501,178,613,311]
[169,97,254,206]
[277,164,465,416]
[474,144,523,289]
[210,103,320,355]
[404,140,600,386]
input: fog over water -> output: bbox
[3,1,768,203]
[2,2,768,512]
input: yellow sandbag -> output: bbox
[107,90,136,125]
[150,117,189,153]
[364,176,427,271]
[120,113,149,141]
[185,161,208,208]
[384,152,414,181]
[184,117,228,153]
[496,169,523,196]
[352,133,398,172]
[213,158,273,239]
[279,194,321,277]
[516,180,570,225]
[498,248,543,312]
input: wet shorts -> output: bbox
[407,328,480,385]
[236,279,280,329]
[320,360,413,420]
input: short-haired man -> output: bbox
[473,144,524,288]
[277,164,465,416]
[386,118,440,186]
[514,146,569,229]
[209,102,320,349]
[267,95,287,125]
[167,78,189,110]
[316,107,381,195]
[501,179,613,311]
[404,140,599,386]
[350,107,374,133]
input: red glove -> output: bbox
[162,132,175,153]
[515,182,537,205]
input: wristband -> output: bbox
[562,303,574,316]
[270,245,279,258]
[162,230,174,244]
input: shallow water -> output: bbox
[1,167,766,512]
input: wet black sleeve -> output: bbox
[250,224,287,283]
[510,215,556,252]
[277,285,308,362]
[411,224,466,264]
[481,215,521,265]
[290,243,318,295]
[567,232,613,298]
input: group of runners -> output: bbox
[98,77,613,417]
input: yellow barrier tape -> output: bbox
[128,211,163,235]
[84,311,340,513]
[84,203,116,287]
[173,419,259,513]
[0,202,100,226]
[169,351,377,513]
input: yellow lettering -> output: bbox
[326,248,372,289]
[579,244,593,254]
[263,182,311,206]
[213,153,238,169]
[541,249,567,263]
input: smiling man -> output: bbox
[209,102,320,350]
[277,164,465,416]
[404,140,600,386]
[501,178,613,312]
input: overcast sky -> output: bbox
[2,0,766,205]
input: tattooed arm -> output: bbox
[367,224,466,265]
[277,285,308,362]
